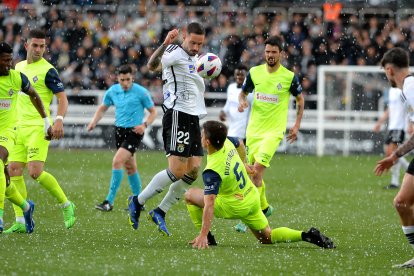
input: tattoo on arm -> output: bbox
[148,44,168,70]
[396,135,414,157]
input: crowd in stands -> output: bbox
[0,1,413,107]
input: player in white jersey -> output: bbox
[374,87,409,189]
[127,22,206,236]
[375,47,414,268]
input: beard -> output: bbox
[266,60,276,67]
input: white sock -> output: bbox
[158,175,195,213]
[399,157,409,170]
[402,226,414,250]
[16,216,25,224]
[137,169,177,205]
[391,163,401,186]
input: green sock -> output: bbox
[36,171,68,204]
[5,183,27,212]
[186,204,203,230]
[9,176,26,217]
[271,227,303,243]
[258,180,269,211]
[0,160,6,210]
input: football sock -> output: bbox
[402,225,414,250]
[105,169,123,205]
[36,171,68,204]
[259,180,269,211]
[399,157,409,170]
[271,227,303,243]
[187,203,203,229]
[5,183,28,212]
[0,160,6,210]
[391,162,401,186]
[158,174,195,213]
[138,169,177,205]
[10,176,26,217]
[127,171,142,196]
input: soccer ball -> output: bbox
[196,53,222,79]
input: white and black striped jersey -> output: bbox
[401,76,414,122]
[161,44,206,118]
[386,87,407,130]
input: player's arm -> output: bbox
[287,75,304,144]
[19,72,51,138]
[147,29,179,72]
[238,71,254,112]
[87,105,109,131]
[134,106,157,135]
[373,108,389,133]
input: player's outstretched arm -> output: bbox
[52,92,68,139]
[191,194,216,250]
[87,105,109,131]
[238,91,249,112]
[133,106,157,135]
[287,94,304,144]
[147,29,179,72]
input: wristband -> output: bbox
[56,115,64,121]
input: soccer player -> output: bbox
[185,120,335,249]
[238,36,304,229]
[128,22,207,236]
[375,47,414,268]
[5,29,75,233]
[373,87,409,189]
[0,42,49,233]
[88,64,157,211]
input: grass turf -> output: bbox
[2,150,412,275]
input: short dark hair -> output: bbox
[118,64,132,75]
[28,29,46,40]
[235,64,248,72]
[0,42,13,55]
[202,120,228,150]
[187,22,205,36]
[264,35,284,51]
[380,47,409,68]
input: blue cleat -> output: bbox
[0,217,3,233]
[148,209,171,236]
[127,196,141,230]
[23,200,35,234]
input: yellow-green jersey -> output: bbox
[242,64,302,138]
[15,58,64,126]
[203,139,255,202]
[0,69,31,129]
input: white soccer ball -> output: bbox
[196,53,222,79]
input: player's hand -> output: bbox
[244,163,255,175]
[286,126,299,144]
[238,100,248,112]
[45,126,53,141]
[163,29,179,45]
[87,122,96,132]
[44,117,52,140]
[374,154,398,176]
[219,110,226,121]
[133,124,146,135]
[373,123,381,133]
[52,119,64,139]
[190,235,209,250]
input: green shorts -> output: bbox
[9,125,50,163]
[246,136,283,167]
[214,187,268,231]
[0,127,16,155]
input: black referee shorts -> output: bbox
[115,126,143,155]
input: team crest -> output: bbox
[277,83,282,90]
[33,76,38,83]
[8,89,14,96]
[177,144,185,153]
[188,64,195,73]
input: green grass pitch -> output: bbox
[2,149,412,274]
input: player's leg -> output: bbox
[0,146,8,232]
[393,160,414,267]
[125,157,142,196]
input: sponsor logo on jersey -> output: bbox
[33,76,38,83]
[188,64,195,73]
[8,89,14,96]
[256,92,279,104]
[0,99,11,109]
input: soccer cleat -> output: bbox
[304,227,335,249]
[95,200,113,212]
[384,184,399,190]
[264,205,274,218]
[0,218,3,233]
[63,202,76,229]
[207,232,217,246]
[393,257,414,268]
[128,195,142,230]
[4,222,26,234]
[234,221,248,233]
[148,209,171,236]
[23,200,35,234]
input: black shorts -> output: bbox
[162,109,203,157]
[385,130,405,145]
[115,126,143,154]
